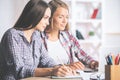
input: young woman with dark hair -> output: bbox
[0,0,76,80]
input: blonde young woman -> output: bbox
[0,0,77,80]
[43,0,98,70]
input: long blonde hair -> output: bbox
[45,0,70,33]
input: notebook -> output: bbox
[84,67,98,72]
[51,75,83,79]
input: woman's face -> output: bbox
[52,7,69,31]
[36,8,51,32]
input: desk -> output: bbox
[21,71,104,80]
[21,76,82,80]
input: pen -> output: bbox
[57,56,69,72]
[107,55,113,65]
[112,54,115,65]
[115,54,120,65]
[105,56,110,65]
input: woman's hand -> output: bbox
[52,65,77,77]
[68,61,85,70]
[89,61,99,69]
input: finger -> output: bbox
[78,61,85,67]
[72,70,77,75]
[72,62,85,70]
[60,66,73,75]
[66,68,78,76]
[55,67,69,77]
[72,63,81,69]
[62,66,70,72]
[76,62,85,69]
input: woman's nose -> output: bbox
[46,19,49,25]
[63,18,67,23]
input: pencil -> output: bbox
[112,54,115,65]
[57,56,69,72]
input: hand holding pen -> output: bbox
[52,65,76,77]
[53,56,78,77]
[69,61,85,70]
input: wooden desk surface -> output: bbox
[21,76,82,80]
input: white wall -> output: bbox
[103,0,120,33]
[0,0,14,41]
[0,0,29,41]
[99,0,120,72]
[102,0,120,46]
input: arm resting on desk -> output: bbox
[34,68,54,77]
[34,66,78,77]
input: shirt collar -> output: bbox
[16,29,40,41]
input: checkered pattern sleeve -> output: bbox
[0,29,57,80]
[0,29,35,79]
[67,31,95,65]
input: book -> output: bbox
[76,30,84,39]
[91,8,98,19]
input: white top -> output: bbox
[46,39,69,65]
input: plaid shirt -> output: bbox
[0,28,56,80]
[42,31,94,65]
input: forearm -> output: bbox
[34,68,54,77]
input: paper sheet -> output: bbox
[51,75,83,79]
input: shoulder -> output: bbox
[59,31,71,41]
[34,30,41,37]
[4,28,20,37]
[2,28,15,39]
[32,30,43,45]
[1,28,22,43]
[33,30,42,41]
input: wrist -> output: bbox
[51,67,57,76]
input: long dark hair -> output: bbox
[14,0,49,30]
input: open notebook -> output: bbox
[84,67,98,72]
[51,67,98,79]
[51,75,83,79]
[51,71,83,79]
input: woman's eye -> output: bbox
[44,16,49,19]
[59,16,62,18]
[66,16,69,19]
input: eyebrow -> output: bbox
[58,14,69,17]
